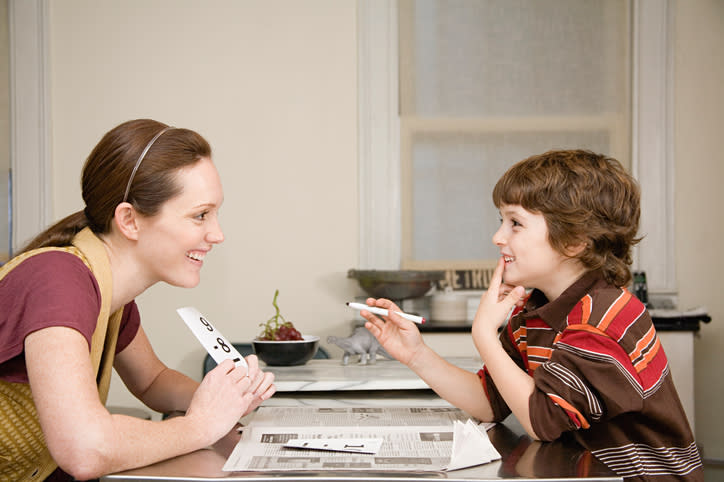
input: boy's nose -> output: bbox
[492,226,505,246]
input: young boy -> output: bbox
[362,150,702,481]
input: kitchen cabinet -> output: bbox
[658,331,696,432]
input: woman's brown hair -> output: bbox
[492,149,641,287]
[20,119,211,253]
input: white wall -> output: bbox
[675,0,724,461]
[47,1,360,413]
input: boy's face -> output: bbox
[493,203,585,301]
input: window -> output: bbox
[399,0,631,268]
[358,0,675,294]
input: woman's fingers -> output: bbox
[213,357,274,401]
[254,373,276,400]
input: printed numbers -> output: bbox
[200,316,214,332]
[217,338,231,353]
[200,316,230,353]
[177,306,248,371]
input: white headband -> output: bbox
[122,126,175,203]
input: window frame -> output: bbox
[8,0,51,252]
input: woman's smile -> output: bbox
[185,250,207,263]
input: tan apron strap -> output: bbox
[0,247,86,282]
[71,227,122,402]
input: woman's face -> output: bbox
[135,157,225,288]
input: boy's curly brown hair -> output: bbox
[492,149,641,287]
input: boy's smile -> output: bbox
[493,203,585,301]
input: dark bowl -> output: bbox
[252,335,320,366]
[347,269,445,300]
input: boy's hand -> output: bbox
[472,257,525,344]
[499,282,527,308]
[360,297,425,366]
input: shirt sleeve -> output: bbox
[0,251,101,363]
[116,301,141,353]
[529,325,640,441]
[478,312,529,422]
[0,251,140,383]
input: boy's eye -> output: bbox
[498,214,521,227]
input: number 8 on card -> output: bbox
[177,306,248,372]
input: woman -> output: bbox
[0,119,276,481]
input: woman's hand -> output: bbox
[472,257,525,347]
[185,359,256,444]
[360,297,426,366]
[239,354,276,415]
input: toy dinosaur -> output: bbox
[327,326,393,365]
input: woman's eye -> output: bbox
[195,211,208,221]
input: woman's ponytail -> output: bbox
[19,210,90,254]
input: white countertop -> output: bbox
[264,356,483,392]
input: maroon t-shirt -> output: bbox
[0,250,140,382]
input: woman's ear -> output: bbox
[113,202,140,240]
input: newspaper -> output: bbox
[223,406,499,472]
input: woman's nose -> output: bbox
[207,218,225,244]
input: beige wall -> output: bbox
[675,0,724,460]
[47,0,360,412]
[35,0,724,460]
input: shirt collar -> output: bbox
[518,270,606,332]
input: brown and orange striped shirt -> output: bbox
[480,270,703,481]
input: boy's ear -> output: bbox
[113,202,140,241]
[565,240,588,257]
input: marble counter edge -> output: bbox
[265,357,483,392]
